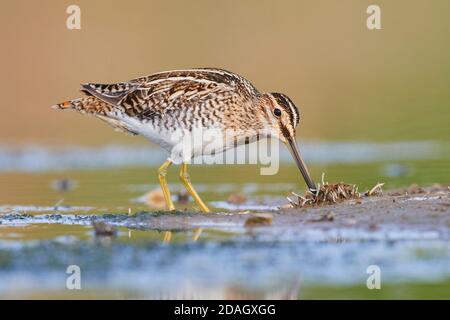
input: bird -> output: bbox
[52,68,316,213]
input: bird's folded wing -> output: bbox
[81,76,251,120]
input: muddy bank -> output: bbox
[0,186,449,299]
[1,186,449,240]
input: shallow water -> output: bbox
[0,216,449,299]
[0,142,449,299]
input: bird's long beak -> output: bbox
[286,136,317,191]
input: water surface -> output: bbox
[0,142,449,299]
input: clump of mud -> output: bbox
[287,174,384,208]
[244,213,273,227]
[92,221,117,237]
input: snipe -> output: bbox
[53,68,316,212]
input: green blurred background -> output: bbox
[1,0,449,146]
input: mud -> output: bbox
[1,185,449,299]
[1,186,449,239]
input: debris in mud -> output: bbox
[244,214,273,227]
[287,174,384,208]
[227,193,247,205]
[92,221,117,237]
[364,183,385,196]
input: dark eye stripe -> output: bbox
[271,93,298,129]
[279,123,291,138]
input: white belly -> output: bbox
[119,116,177,152]
[117,115,248,164]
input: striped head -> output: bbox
[262,92,316,191]
[264,92,300,140]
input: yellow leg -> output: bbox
[179,163,210,213]
[158,159,175,211]
[192,228,202,241]
[162,231,172,243]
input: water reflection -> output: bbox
[0,143,449,299]
[0,214,449,299]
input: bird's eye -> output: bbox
[274,108,282,117]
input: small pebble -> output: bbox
[244,214,273,227]
[92,221,117,237]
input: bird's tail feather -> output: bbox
[51,96,108,115]
[51,98,82,110]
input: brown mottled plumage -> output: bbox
[53,68,315,212]
[54,69,268,132]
